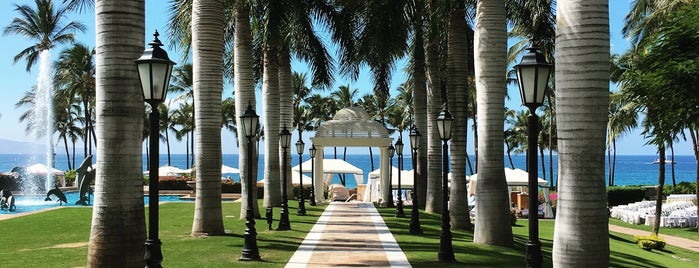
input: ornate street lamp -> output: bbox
[238,102,261,261]
[408,126,423,234]
[278,125,292,230]
[136,30,175,268]
[309,144,317,206]
[296,139,307,215]
[436,106,455,262]
[387,143,395,208]
[514,44,552,268]
[395,137,405,217]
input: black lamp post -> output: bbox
[278,125,292,231]
[296,139,307,216]
[387,144,395,208]
[514,44,552,268]
[408,126,423,234]
[136,30,175,268]
[309,144,317,206]
[395,137,405,217]
[239,102,261,261]
[436,106,455,262]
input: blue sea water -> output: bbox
[0,153,696,190]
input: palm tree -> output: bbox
[424,0,448,213]
[190,0,226,236]
[171,102,195,168]
[3,0,86,72]
[234,0,260,219]
[472,0,512,246]
[168,63,195,167]
[157,103,173,166]
[606,90,638,186]
[551,0,610,266]
[406,0,429,209]
[53,43,96,158]
[444,0,473,230]
[87,0,146,265]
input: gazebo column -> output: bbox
[379,145,390,207]
[314,146,325,204]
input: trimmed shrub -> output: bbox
[607,186,646,206]
[633,234,666,251]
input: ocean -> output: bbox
[0,153,696,189]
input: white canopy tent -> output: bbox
[310,107,393,205]
[292,159,364,186]
[26,163,64,175]
[467,168,553,218]
[365,167,414,202]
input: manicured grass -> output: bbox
[3,202,698,267]
[0,201,326,267]
[378,208,699,268]
[609,218,699,241]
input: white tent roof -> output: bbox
[468,168,547,186]
[292,159,363,175]
[26,163,64,175]
[221,165,240,174]
[369,167,414,188]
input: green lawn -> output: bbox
[0,201,325,267]
[377,208,699,268]
[609,218,699,241]
[1,203,697,267]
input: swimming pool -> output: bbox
[1,191,189,215]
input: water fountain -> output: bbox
[36,50,55,192]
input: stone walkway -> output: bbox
[608,224,699,252]
[286,202,410,268]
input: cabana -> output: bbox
[468,168,554,219]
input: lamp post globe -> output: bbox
[277,125,292,231]
[309,144,317,206]
[296,139,306,216]
[436,106,455,262]
[387,144,395,208]
[408,126,423,234]
[136,30,175,268]
[395,138,405,217]
[514,43,552,268]
[239,102,261,261]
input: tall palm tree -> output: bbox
[171,102,194,168]
[168,63,195,167]
[157,103,173,166]
[552,0,610,266]
[87,0,146,265]
[234,0,260,219]
[53,43,96,158]
[473,0,512,246]
[424,0,448,213]
[444,0,473,230]
[406,0,429,209]
[3,0,86,72]
[606,90,638,186]
[190,0,226,236]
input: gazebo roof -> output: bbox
[315,107,389,139]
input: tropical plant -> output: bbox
[3,0,86,72]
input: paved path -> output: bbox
[286,202,410,268]
[609,224,699,252]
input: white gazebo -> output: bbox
[310,107,393,206]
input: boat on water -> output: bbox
[651,159,676,164]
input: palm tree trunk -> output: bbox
[191,0,225,236]
[652,145,666,234]
[473,0,512,246]
[552,0,610,266]
[424,0,445,213]
[278,49,294,201]
[411,5,428,209]
[446,2,471,230]
[234,1,259,219]
[262,43,282,208]
[63,136,71,171]
[670,142,676,191]
[88,1,146,265]
[166,130,171,166]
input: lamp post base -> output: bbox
[144,238,163,268]
[396,200,405,217]
[277,202,291,231]
[408,193,422,234]
[309,191,316,206]
[239,209,261,261]
[525,241,542,268]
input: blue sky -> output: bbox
[0,1,690,155]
